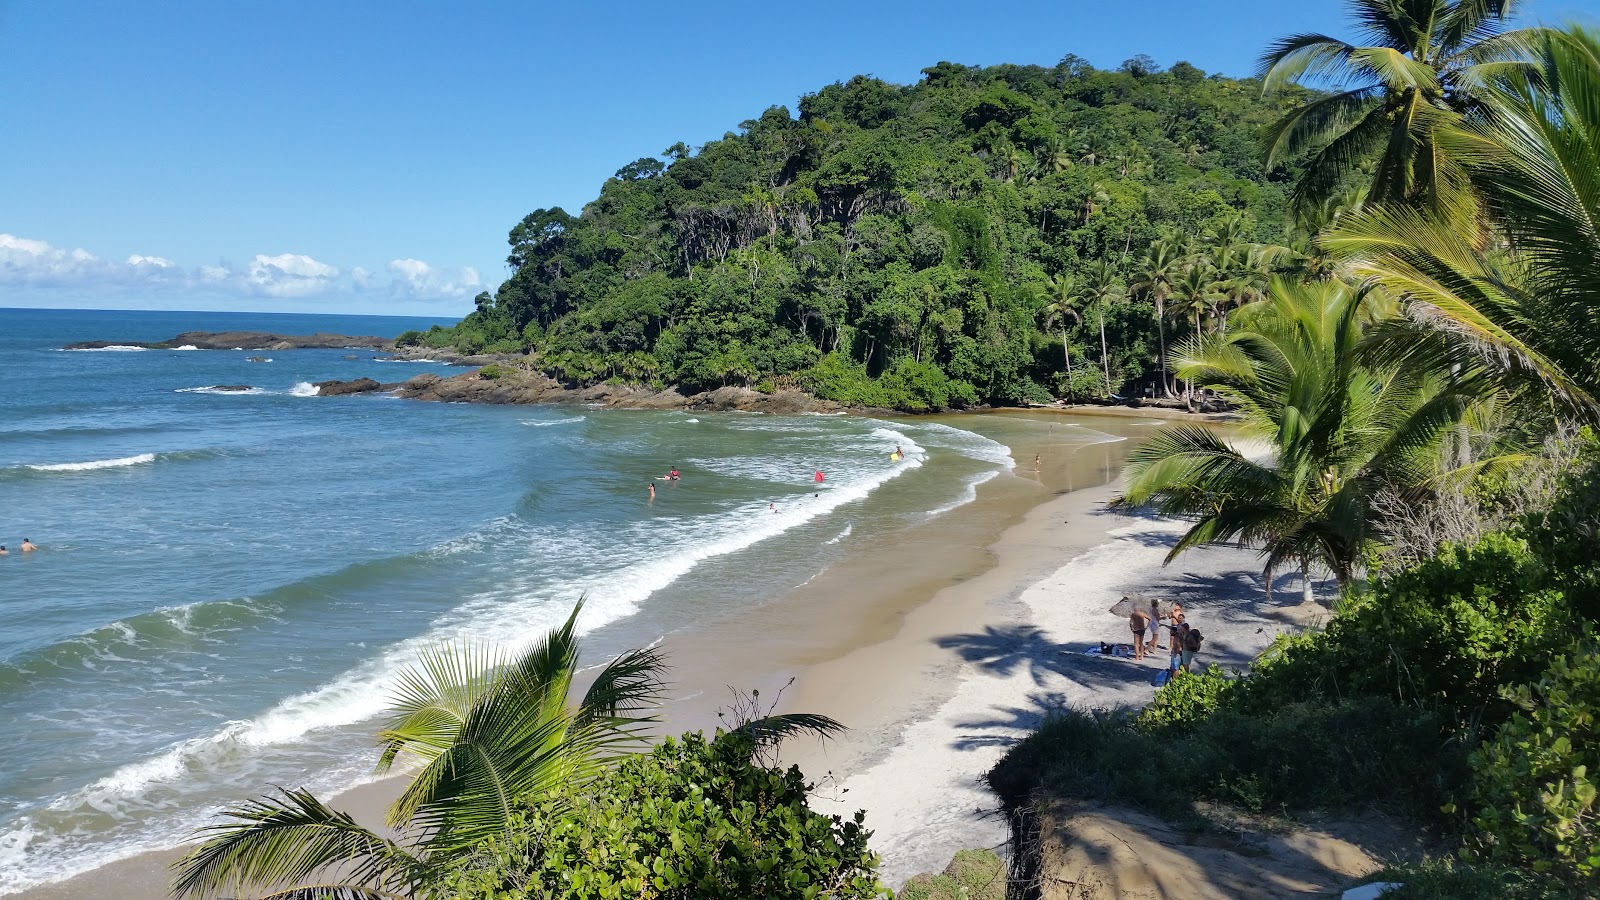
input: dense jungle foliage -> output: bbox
[404,56,1319,408]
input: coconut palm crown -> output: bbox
[1259,0,1540,214]
[1115,278,1472,601]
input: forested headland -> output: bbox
[404,55,1321,410]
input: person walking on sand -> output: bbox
[20,538,36,553]
[1129,609,1150,660]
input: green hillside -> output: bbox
[407,55,1318,409]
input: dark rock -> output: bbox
[314,377,384,396]
[64,331,394,351]
[393,366,845,414]
[212,385,254,392]
[247,356,270,363]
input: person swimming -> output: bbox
[0,546,8,556]
[648,483,656,500]
[668,468,680,480]
[20,538,36,553]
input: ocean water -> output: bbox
[0,307,1123,893]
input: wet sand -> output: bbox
[18,410,1250,898]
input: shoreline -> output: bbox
[13,412,1232,898]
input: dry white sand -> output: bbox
[791,485,1324,887]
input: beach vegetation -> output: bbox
[1114,277,1470,600]
[169,603,862,900]
[434,730,883,900]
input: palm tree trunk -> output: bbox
[1099,311,1112,397]
[1060,327,1074,385]
[1301,558,1315,604]
[1156,302,1171,397]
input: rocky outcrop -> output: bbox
[64,331,393,351]
[212,384,254,392]
[393,367,845,414]
[313,377,394,396]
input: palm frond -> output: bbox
[171,788,424,900]
[1258,33,1363,89]
[727,713,847,750]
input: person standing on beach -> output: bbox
[1168,612,1189,670]
[1146,598,1163,654]
[1130,610,1150,660]
[1181,627,1204,673]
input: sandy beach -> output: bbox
[15,410,1306,898]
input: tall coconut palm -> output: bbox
[1259,0,1542,214]
[1083,259,1126,396]
[1039,272,1085,391]
[1133,240,1185,397]
[1115,279,1471,602]
[1322,24,1600,418]
[171,603,841,900]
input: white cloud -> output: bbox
[0,233,492,306]
[386,258,482,299]
[246,252,340,297]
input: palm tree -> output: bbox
[1322,24,1600,418]
[1132,240,1184,397]
[1083,260,1126,397]
[171,603,841,900]
[1040,272,1085,391]
[1259,0,1541,214]
[1115,279,1471,602]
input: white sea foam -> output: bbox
[824,523,854,545]
[171,344,200,351]
[175,386,265,396]
[926,470,1000,518]
[25,453,156,472]
[60,345,147,352]
[899,421,1015,468]
[684,418,699,423]
[520,416,585,427]
[372,358,434,363]
[289,382,320,397]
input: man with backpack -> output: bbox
[1180,627,1203,673]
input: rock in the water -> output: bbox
[212,385,254,392]
[247,356,270,363]
[314,377,384,396]
[64,331,393,351]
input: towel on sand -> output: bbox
[1083,643,1137,658]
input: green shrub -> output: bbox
[484,339,526,355]
[478,364,504,381]
[395,329,424,347]
[437,731,886,900]
[1231,534,1572,731]
[1376,857,1581,899]
[1466,643,1600,890]
[990,696,1463,823]
[1136,665,1235,731]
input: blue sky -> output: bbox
[0,0,1590,316]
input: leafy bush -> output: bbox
[437,730,886,900]
[1376,858,1582,899]
[478,364,504,381]
[396,329,424,347]
[1466,643,1600,890]
[1228,534,1572,731]
[990,695,1461,823]
[1135,665,1235,731]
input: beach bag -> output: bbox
[1184,629,1203,653]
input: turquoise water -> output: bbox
[0,308,1087,892]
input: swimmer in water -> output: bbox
[648,483,656,500]
[0,545,7,556]
[1034,453,1041,472]
[20,539,36,553]
[669,468,680,480]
